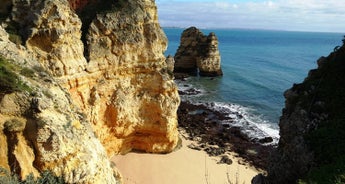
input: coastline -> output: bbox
[111,76,276,183]
[177,101,274,170]
[111,129,261,184]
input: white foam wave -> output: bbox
[176,79,280,145]
[198,101,280,145]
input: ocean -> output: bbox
[164,28,343,142]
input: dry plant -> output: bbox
[205,155,210,184]
[226,166,245,184]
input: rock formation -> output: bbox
[83,0,180,154]
[0,26,120,183]
[0,0,180,182]
[165,55,175,74]
[263,40,345,183]
[8,0,180,155]
[174,26,223,77]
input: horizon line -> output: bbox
[161,26,345,35]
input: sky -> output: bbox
[156,0,345,33]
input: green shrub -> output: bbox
[20,67,36,78]
[0,56,32,97]
[0,167,20,184]
[8,33,22,45]
[4,119,25,132]
[0,167,65,184]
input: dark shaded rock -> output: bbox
[251,174,265,184]
[204,147,226,156]
[187,143,202,151]
[218,155,233,165]
[178,88,201,96]
[178,101,274,170]
[174,72,189,80]
[266,40,345,183]
[258,137,274,144]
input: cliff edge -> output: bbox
[263,39,345,183]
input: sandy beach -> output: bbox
[111,130,261,184]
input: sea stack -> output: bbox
[174,26,223,77]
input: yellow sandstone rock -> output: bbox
[22,0,180,155]
[0,20,118,184]
[0,0,180,182]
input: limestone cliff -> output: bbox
[84,0,180,154]
[264,41,345,183]
[7,0,179,155]
[174,26,223,77]
[0,26,120,183]
[0,0,180,182]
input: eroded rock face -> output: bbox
[174,27,222,76]
[83,0,180,154]
[0,26,120,183]
[9,0,179,155]
[1,0,180,182]
[10,0,88,77]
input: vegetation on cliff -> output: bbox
[266,37,345,184]
[0,167,65,184]
[1,0,179,182]
[297,43,345,184]
[0,56,32,99]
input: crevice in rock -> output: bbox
[3,120,23,177]
[0,0,12,23]
[68,0,123,62]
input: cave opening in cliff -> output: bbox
[68,0,123,62]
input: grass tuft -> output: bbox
[0,167,65,184]
[0,56,32,98]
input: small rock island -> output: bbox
[173,27,223,77]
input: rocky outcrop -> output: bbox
[165,55,175,74]
[7,0,180,156]
[0,0,180,182]
[0,26,120,183]
[83,0,180,154]
[10,0,88,77]
[265,41,345,183]
[174,27,223,77]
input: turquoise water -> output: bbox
[164,28,343,140]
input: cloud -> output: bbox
[156,0,345,32]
